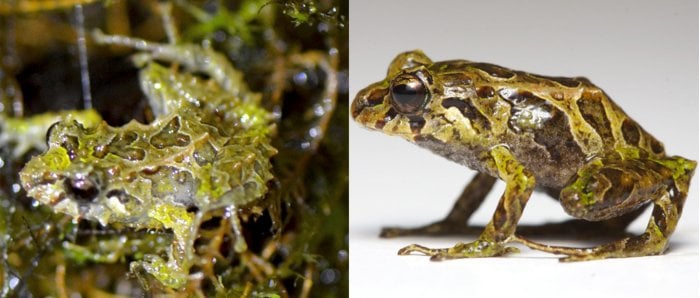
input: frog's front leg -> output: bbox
[130,204,198,289]
[517,156,696,261]
[399,146,535,261]
[381,172,496,238]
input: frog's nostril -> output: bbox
[351,96,365,119]
[352,86,388,119]
[65,176,99,202]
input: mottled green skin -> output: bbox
[352,50,696,261]
[19,45,275,287]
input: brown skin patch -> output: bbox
[366,88,388,107]
[476,86,495,98]
[93,131,146,161]
[441,72,473,87]
[150,117,192,149]
[650,139,665,155]
[621,118,641,146]
[441,98,491,132]
[407,115,426,134]
[441,97,469,111]
[577,92,613,145]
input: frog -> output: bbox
[18,4,276,288]
[351,50,696,262]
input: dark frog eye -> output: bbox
[390,74,429,114]
[64,175,99,203]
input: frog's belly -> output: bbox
[414,134,585,188]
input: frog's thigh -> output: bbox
[518,156,696,261]
[559,158,666,221]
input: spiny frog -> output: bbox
[352,50,696,261]
[18,16,276,288]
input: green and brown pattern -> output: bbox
[19,19,275,288]
[352,50,696,261]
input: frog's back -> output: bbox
[459,63,668,188]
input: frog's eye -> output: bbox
[390,74,429,114]
[64,176,99,203]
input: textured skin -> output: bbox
[20,64,275,228]
[352,50,696,261]
[0,109,101,158]
[19,41,275,287]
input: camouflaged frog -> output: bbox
[18,26,276,288]
[352,50,696,262]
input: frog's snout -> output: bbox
[351,82,388,121]
[350,92,366,120]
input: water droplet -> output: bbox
[213,30,226,42]
[320,268,340,284]
[337,249,348,262]
[294,71,309,85]
[317,22,329,33]
[11,183,20,194]
[313,104,325,116]
[308,127,319,138]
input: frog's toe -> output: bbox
[131,255,188,289]
[397,244,447,256]
[398,240,520,260]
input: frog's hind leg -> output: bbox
[380,172,496,238]
[519,156,696,261]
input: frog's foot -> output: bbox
[380,220,481,238]
[130,254,189,289]
[512,232,667,262]
[398,240,520,261]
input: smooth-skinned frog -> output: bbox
[351,50,696,261]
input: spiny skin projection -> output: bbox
[352,50,696,262]
[0,109,102,158]
[19,60,276,288]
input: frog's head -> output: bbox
[19,120,150,226]
[352,50,486,144]
[351,50,434,139]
